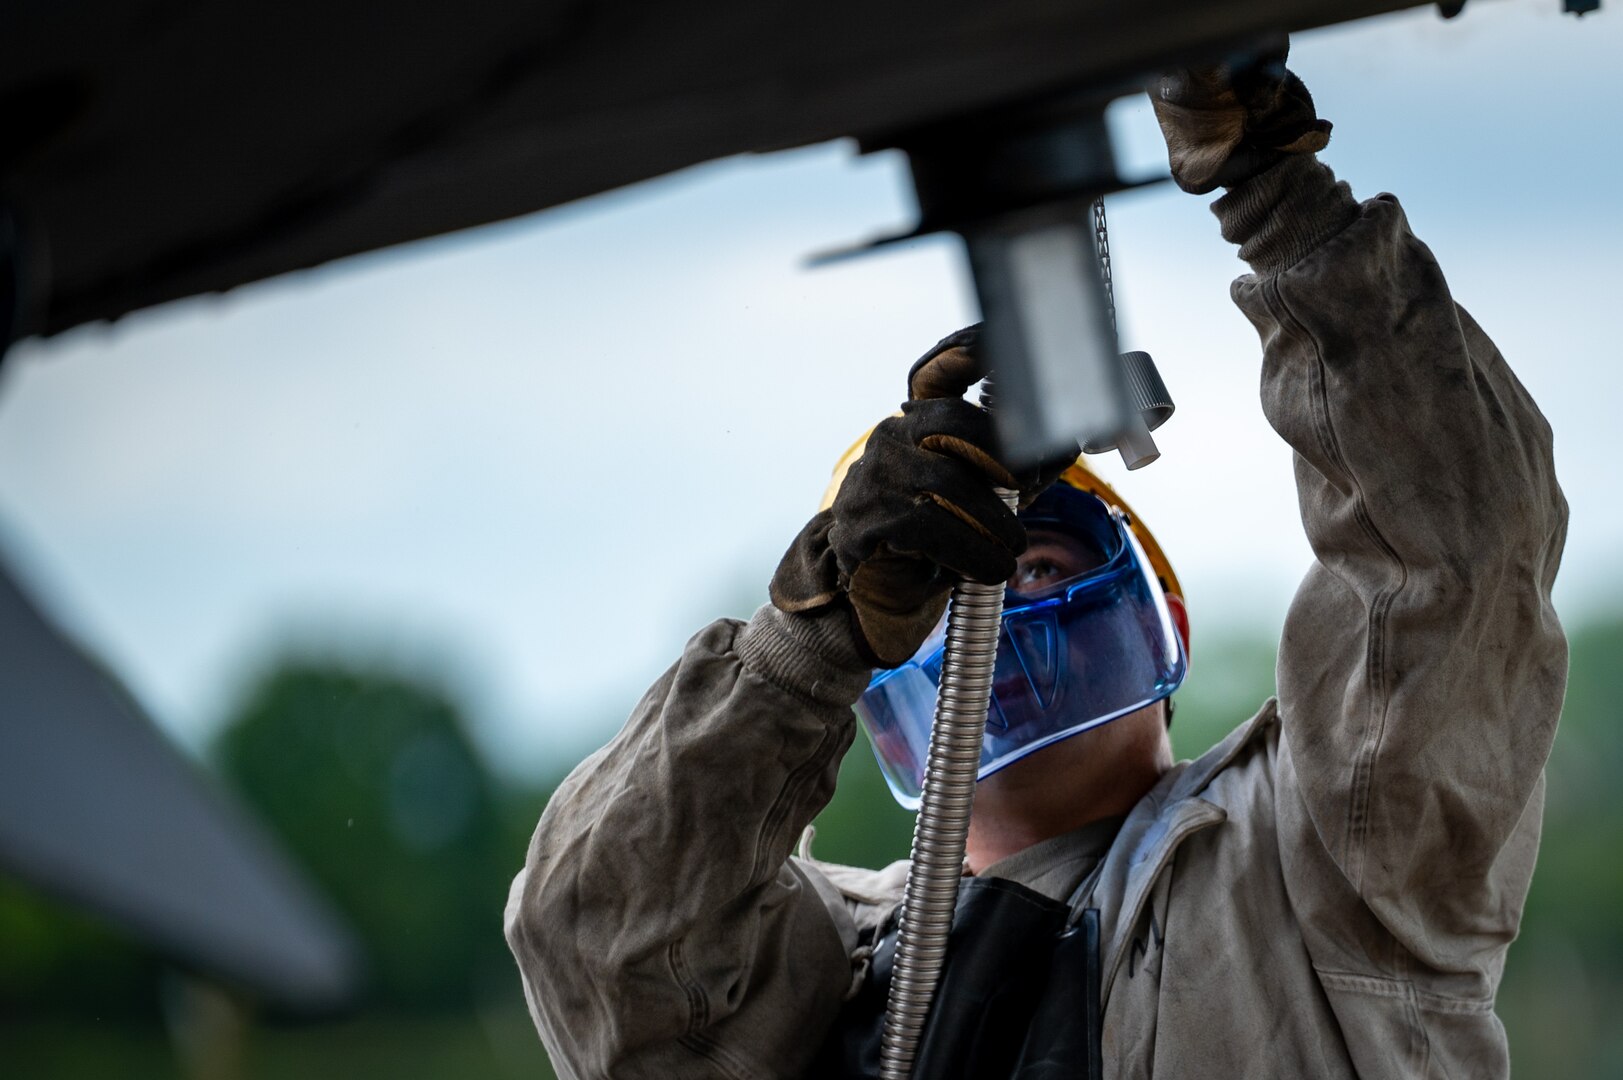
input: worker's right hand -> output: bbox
[769,327,1072,669]
[1147,40,1331,195]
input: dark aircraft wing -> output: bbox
[0,546,359,1009]
[3,0,1426,338]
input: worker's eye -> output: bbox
[1012,556,1066,592]
[1009,529,1108,596]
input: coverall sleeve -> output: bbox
[503,603,873,1079]
[1216,156,1569,1000]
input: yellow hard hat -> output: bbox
[818,429,1182,602]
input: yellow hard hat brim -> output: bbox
[818,428,1181,602]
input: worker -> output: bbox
[506,48,1567,1079]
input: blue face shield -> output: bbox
[854,483,1188,809]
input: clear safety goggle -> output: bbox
[854,486,1187,809]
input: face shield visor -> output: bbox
[854,483,1188,809]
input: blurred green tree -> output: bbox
[0,876,158,1018]
[1501,618,1623,1075]
[210,662,517,1011]
[4,620,1621,1080]
[809,724,916,869]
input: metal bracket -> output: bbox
[838,96,1168,468]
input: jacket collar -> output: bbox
[1092,699,1280,1000]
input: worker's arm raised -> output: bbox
[1218,150,1568,1004]
[504,604,870,1079]
[504,347,1059,1078]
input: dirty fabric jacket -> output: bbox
[505,154,1569,1079]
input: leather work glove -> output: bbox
[1147,41,1332,195]
[770,326,1076,668]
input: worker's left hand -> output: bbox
[769,327,1074,669]
[903,326,1074,511]
[1147,40,1332,195]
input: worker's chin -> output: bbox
[980,725,1112,797]
[979,703,1167,797]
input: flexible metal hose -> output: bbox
[878,485,1018,1080]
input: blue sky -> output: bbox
[1,1,1618,776]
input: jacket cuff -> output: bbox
[1212,154,1359,276]
[737,603,875,708]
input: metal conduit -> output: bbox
[877,485,1018,1080]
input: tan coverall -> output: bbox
[505,154,1569,1079]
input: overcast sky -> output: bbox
[1,2,1618,777]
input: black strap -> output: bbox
[813,878,1106,1079]
[1083,908,1103,1080]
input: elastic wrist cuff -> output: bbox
[737,603,874,707]
[1213,154,1359,275]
